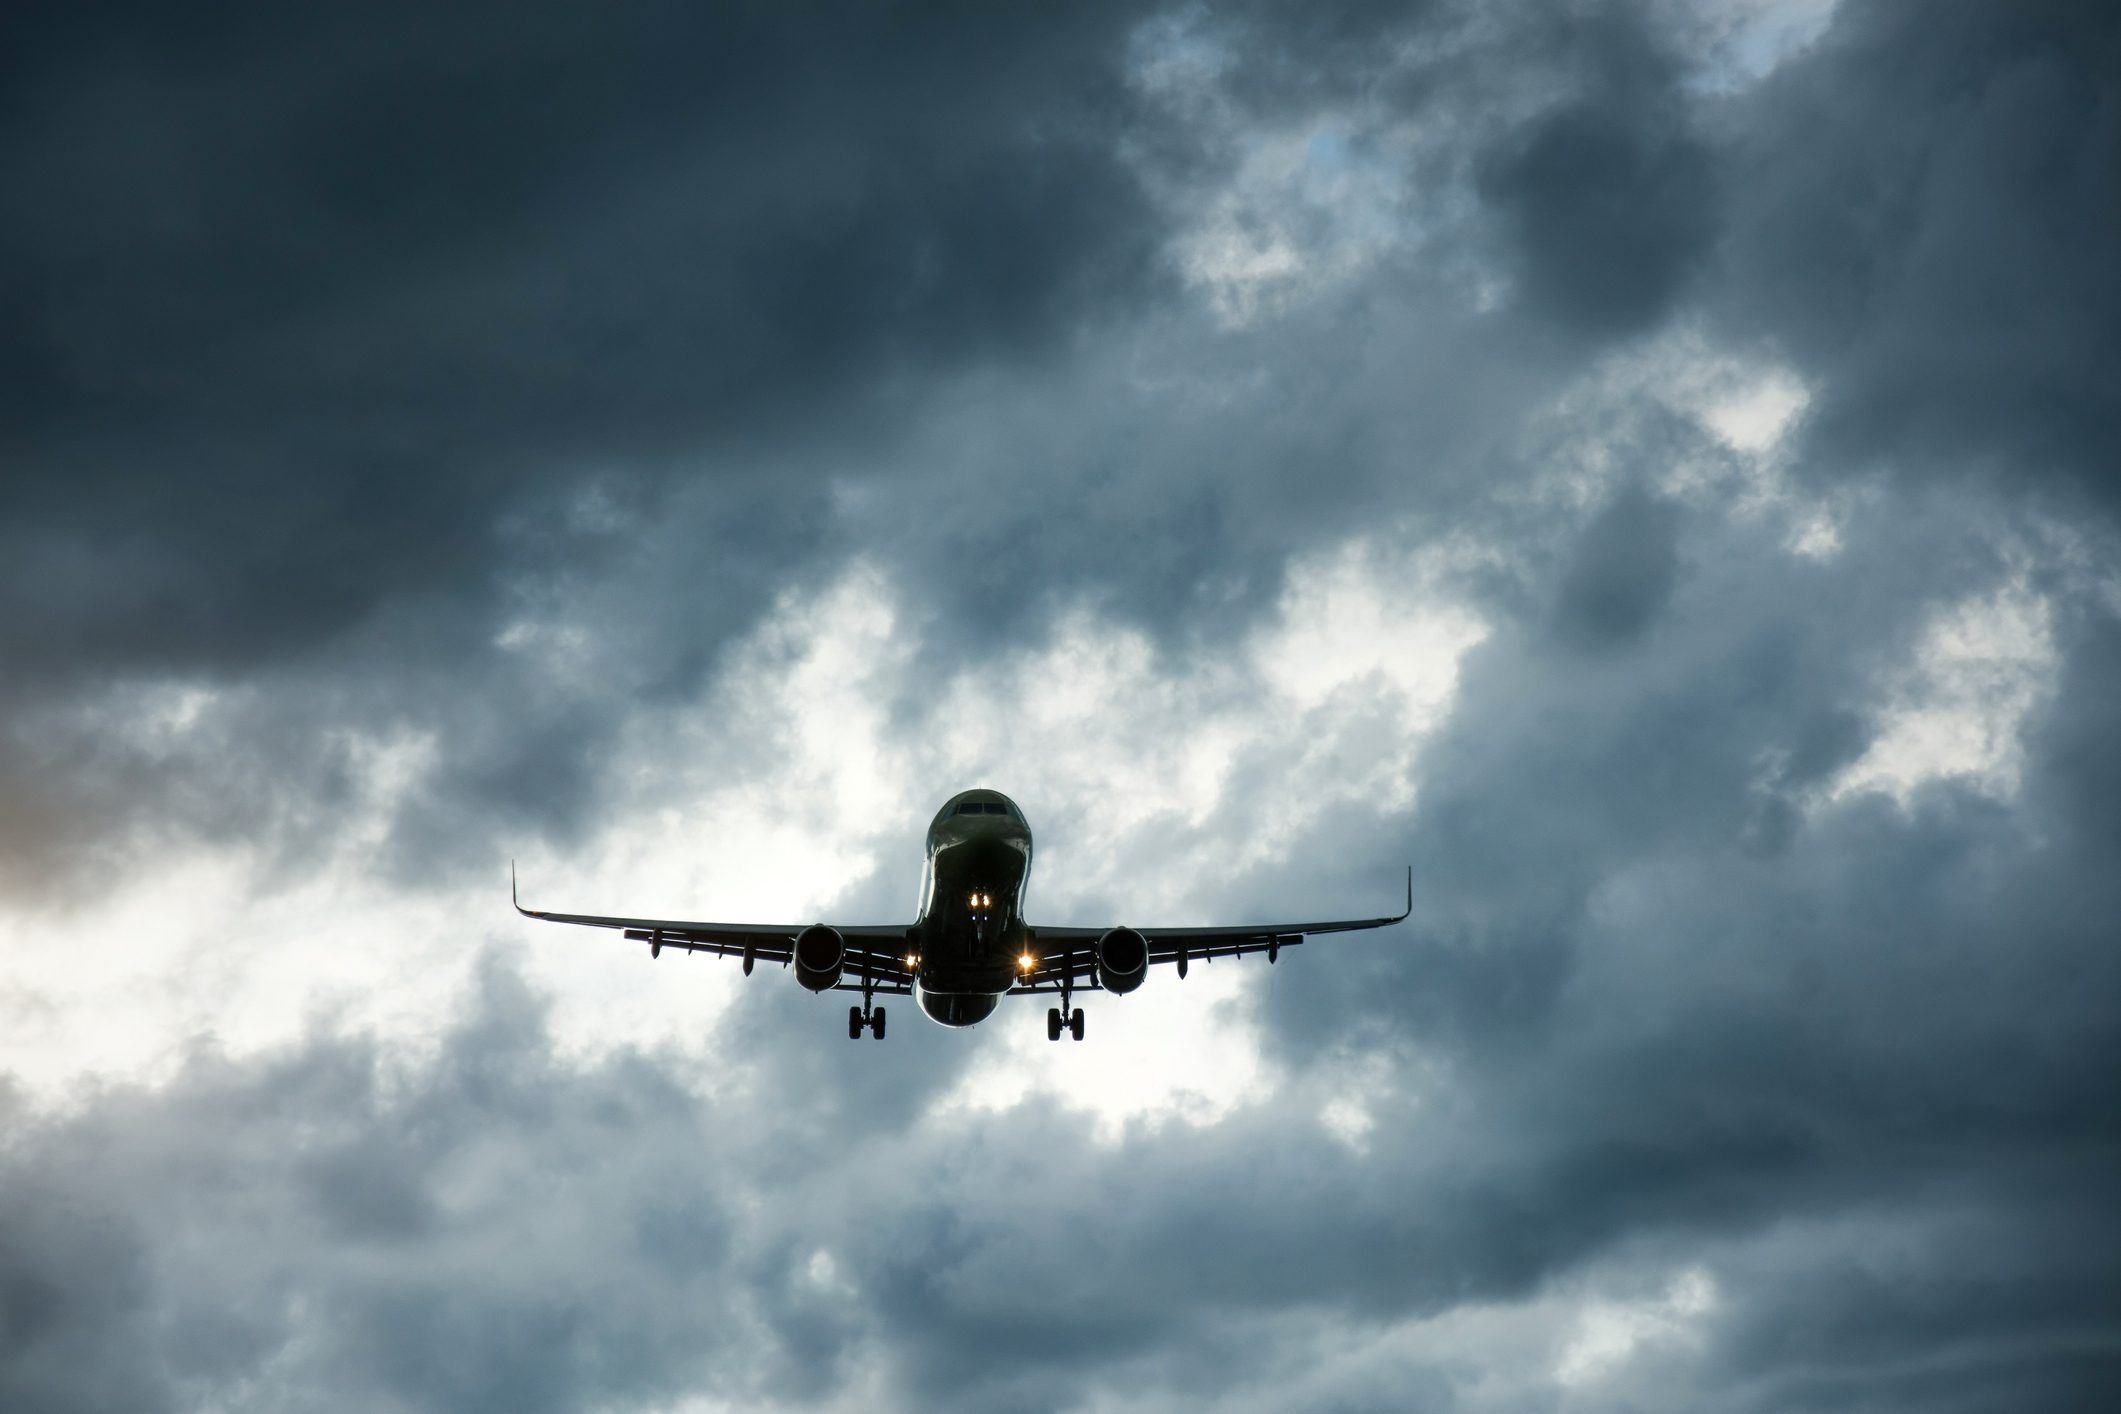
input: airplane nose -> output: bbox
[915,984,1000,1028]
[940,832,1029,877]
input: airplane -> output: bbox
[514,787,1410,1040]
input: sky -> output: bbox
[2,1,2118,1410]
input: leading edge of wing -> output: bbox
[1031,866,1413,945]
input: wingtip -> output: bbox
[1401,865,1413,920]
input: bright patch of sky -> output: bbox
[929,961,1272,1145]
[0,536,1485,1119]
[1130,8,1428,329]
[1530,326,1841,557]
[1829,575,2058,807]
[1672,0,1842,93]
[1171,120,1416,328]
[1628,328,1812,464]
[1554,1266,1719,1386]
[1314,1046,1401,1154]
[922,538,1484,1138]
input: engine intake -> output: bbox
[1096,926,1148,995]
[793,925,845,993]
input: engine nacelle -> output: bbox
[1096,926,1148,995]
[793,925,846,993]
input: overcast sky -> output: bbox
[4,2,2119,1410]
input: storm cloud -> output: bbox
[4,2,2119,1411]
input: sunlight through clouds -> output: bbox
[1554,1267,1719,1387]
[0,533,1485,1121]
[1829,576,2058,807]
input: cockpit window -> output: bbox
[955,802,984,815]
[983,802,1009,814]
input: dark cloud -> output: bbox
[1246,487,2121,1402]
[1548,481,1683,649]
[6,1,2121,1409]
[0,956,1037,1414]
[1477,5,1719,338]
[1,0,1163,683]
[0,0,1168,887]
[1717,0,2121,511]
[7,846,2114,1414]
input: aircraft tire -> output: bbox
[1069,1008,1085,1042]
[871,1007,886,1040]
[1047,1007,1062,1042]
[848,1006,864,1040]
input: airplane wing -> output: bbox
[1011,867,1412,993]
[512,868,918,993]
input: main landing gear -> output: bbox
[1047,965,1086,1041]
[848,1004,885,1040]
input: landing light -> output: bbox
[1018,953,1035,971]
[904,952,921,969]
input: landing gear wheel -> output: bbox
[848,1005,864,1040]
[1069,1008,1085,1042]
[870,1007,887,1040]
[1047,1007,1063,1042]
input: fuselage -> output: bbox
[912,788,1034,1026]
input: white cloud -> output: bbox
[1169,120,1417,328]
[1526,326,1852,565]
[1673,0,1843,93]
[1554,1266,1719,1387]
[0,540,1485,1122]
[924,536,1485,1137]
[1314,1047,1399,1154]
[1132,15,1425,331]
[1829,576,2058,807]
[1699,366,1810,455]
[1644,331,1812,466]
[929,962,1275,1144]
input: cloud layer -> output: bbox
[4,2,2118,1410]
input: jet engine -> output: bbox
[793,925,846,993]
[1096,926,1148,995]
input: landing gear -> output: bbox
[1046,963,1087,1041]
[847,964,886,1039]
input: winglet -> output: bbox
[1399,865,1413,922]
[511,859,531,917]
